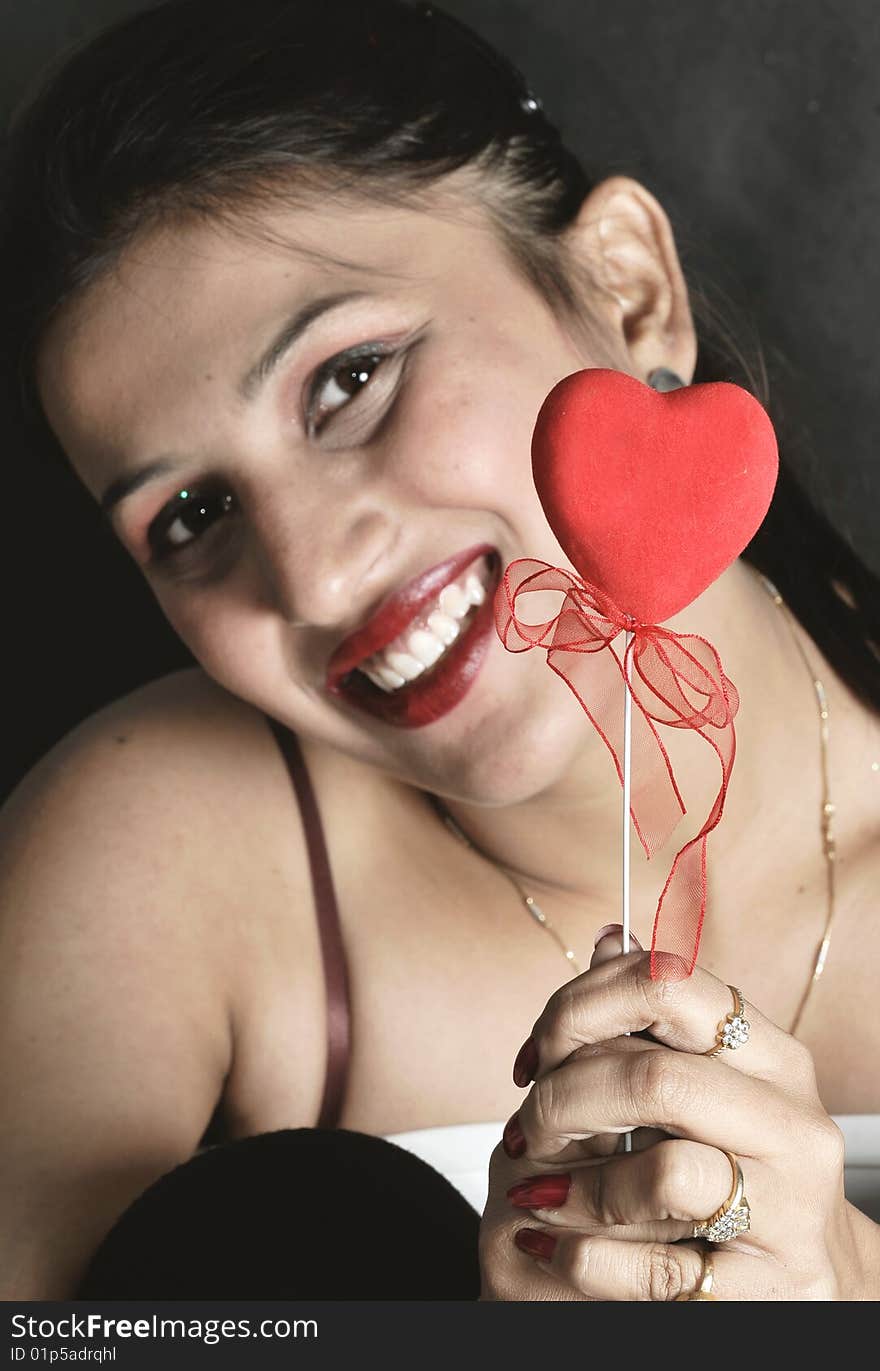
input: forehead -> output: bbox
[40,178,497,372]
[36,178,512,465]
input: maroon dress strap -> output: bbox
[265,716,352,1131]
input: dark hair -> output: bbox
[2,0,877,711]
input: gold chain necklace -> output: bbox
[436,566,836,1039]
[757,569,836,1037]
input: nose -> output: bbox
[250,478,399,630]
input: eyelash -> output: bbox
[146,343,397,564]
[307,342,396,435]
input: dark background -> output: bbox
[2,0,878,797]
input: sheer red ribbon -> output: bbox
[494,559,740,978]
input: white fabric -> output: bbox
[383,1115,880,1223]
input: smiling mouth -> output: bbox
[326,547,501,728]
[351,556,492,690]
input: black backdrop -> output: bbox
[2,0,878,797]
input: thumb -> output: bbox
[590,922,644,969]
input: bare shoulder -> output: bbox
[5,668,277,961]
[13,662,400,833]
[0,668,350,1296]
[1,665,380,1031]
[14,663,277,789]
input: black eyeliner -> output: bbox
[306,341,396,433]
[146,328,425,565]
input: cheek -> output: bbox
[147,554,602,804]
[392,348,558,515]
[153,578,283,700]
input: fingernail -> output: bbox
[514,1228,557,1261]
[507,1173,571,1209]
[512,1037,538,1088]
[592,923,643,952]
[502,1111,526,1159]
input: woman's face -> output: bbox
[38,178,643,804]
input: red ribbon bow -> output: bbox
[494,559,740,977]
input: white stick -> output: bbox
[622,628,633,958]
[622,628,634,1153]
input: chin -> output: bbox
[399,669,593,808]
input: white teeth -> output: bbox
[438,583,471,619]
[407,629,445,667]
[385,650,426,682]
[354,556,493,693]
[426,611,461,646]
[361,665,387,690]
[465,572,486,606]
[361,663,407,692]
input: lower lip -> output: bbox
[330,567,499,729]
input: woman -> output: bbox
[1,0,878,1301]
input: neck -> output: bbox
[439,558,824,942]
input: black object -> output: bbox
[75,1128,481,1300]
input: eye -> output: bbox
[307,344,395,434]
[147,484,236,561]
[144,340,408,564]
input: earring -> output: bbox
[647,366,686,392]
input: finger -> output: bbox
[507,1030,663,1162]
[589,923,643,965]
[507,1163,693,1247]
[506,1139,744,1239]
[516,1231,763,1301]
[567,929,655,1162]
[563,1127,641,1160]
[519,944,815,1094]
[548,1034,669,1160]
[586,927,655,1047]
[510,1046,811,1164]
[511,927,648,1091]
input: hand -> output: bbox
[479,930,880,1301]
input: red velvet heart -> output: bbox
[531,368,779,624]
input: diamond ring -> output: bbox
[692,1151,752,1243]
[703,985,750,1057]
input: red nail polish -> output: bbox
[512,1036,538,1088]
[514,1228,557,1261]
[502,1111,526,1159]
[507,1173,571,1209]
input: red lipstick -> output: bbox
[326,543,499,729]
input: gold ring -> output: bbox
[703,985,750,1057]
[675,1247,717,1300]
[692,1150,751,1243]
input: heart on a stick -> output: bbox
[531,368,779,625]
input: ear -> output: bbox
[563,175,698,384]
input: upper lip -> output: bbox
[326,541,495,690]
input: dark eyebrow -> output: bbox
[100,456,179,517]
[237,288,373,402]
[99,288,375,516]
